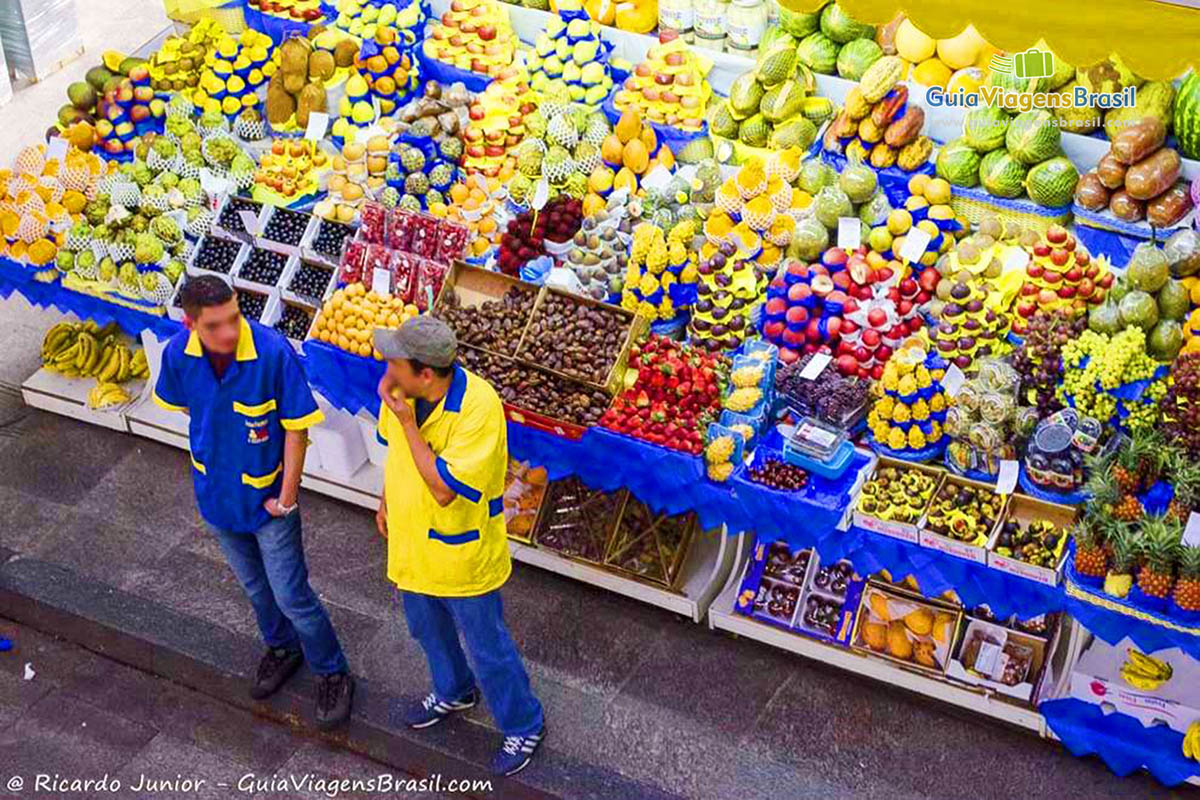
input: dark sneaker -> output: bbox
[250,647,303,700]
[490,727,546,777]
[403,690,478,729]
[314,672,355,731]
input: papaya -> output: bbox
[622,139,649,173]
[613,166,638,194]
[887,620,913,660]
[656,144,674,170]
[601,132,624,165]
[639,124,657,154]
[615,110,641,144]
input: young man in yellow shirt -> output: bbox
[373,317,545,776]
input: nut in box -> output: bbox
[503,460,548,544]
[603,497,697,589]
[532,477,625,564]
[435,263,539,356]
[853,583,959,674]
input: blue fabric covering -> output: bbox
[1040,698,1200,786]
[0,258,181,339]
[837,526,1065,619]
[1063,543,1200,661]
[415,48,492,93]
[302,340,386,415]
[1073,217,1147,269]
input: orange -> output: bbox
[449,183,469,203]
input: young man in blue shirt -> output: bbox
[154,275,354,729]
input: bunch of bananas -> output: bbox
[1120,648,1173,691]
[87,382,133,410]
[1182,720,1200,761]
[41,321,149,383]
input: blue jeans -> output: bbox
[210,511,349,675]
[402,590,544,737]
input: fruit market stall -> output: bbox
[9,0,1200,786]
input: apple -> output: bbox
[1020,282,1038,296]
[1077,278,1095,298]
[1033,243,1051,258]
[785,306,809,326]
[764,320,786,340]
[1076,251,1090,267]
[823,248,848,269]
[1043,270,1062,285]
[787,283,812,304]
[836,354,858,375]
[862,328,882,348]
[1065,266,1083,283]
[1037,288,1057,305]
[1057,285,1077,299]
[875,266,893,284]
[918,269,940,292]
[1050,248,1070,268]
[1099,272,1114,288]
[870,364,884,380]
[899,278,919,297]
[782,327,805,346]
[898,299,914,317]
[875,345,893,363]
[1046,225,1068,244]
[654,72,673,86]
[831,271,851,290]
[842,298,859,315]
[867,308,887,328]
[477,24,496,40]
[779,347,800,365]
[836,340,854,357]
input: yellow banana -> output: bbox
[116,346,131,382]
[54,341,80,366]
[1184,721,1200,762]
[1120,665,1168,691]
[98,348,120,383]
[1126,649,1172,680]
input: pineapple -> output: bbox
[1110,437,1141,495]
[1173,546,1200,612]
[1072,517,1109,578]
[1136,515,1182,599]
[1102,522,1136,598]
[1093,447,1143,521]
[1167,448,1200,524]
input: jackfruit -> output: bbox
[309,50,336,82]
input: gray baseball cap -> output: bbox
[374,316,458,368]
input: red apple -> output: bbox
[836,354,858,375]
[477,25,496,40]
[1046,225,1068,244]
[875,345,893,363]
[862,328,881,348]
[1033,243,1051,257]
[867,308,887,328]
[1050,248,1070,268]
[764,320,786,340]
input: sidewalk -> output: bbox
[0,409,1175,800]
[0,621,457,800]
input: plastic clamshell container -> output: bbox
[786,416,848,461]
[783,438,856,480]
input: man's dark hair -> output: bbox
[409,358,455,378]
[179,275,235,318]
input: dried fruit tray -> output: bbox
[603,497,697,590]
[434,261,540,356]
[532,477,627,566]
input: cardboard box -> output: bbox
[918,474,1008,565]
[1069,638,1200,734]
[947,616,1050,703]
[532,477,628,567]
[434,262,539,357]
[851,457,945,544]
[851,581,961,676]
[987,493,1077,586]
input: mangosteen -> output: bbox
[715,273,732,288]
[713,290,730,304]
[950,282,971,301]
[966,299,984,314]
[695,298,714,314]
[698,262,714,276]
[730,297,746,310]
[943,302,964,318]
[696,283,711,297]
[712,324,729,337]
[719,241,736,257]
[729,316,746,331]
[962,317,981,332]
[938,322,957,336]
[712,305,730,321]
[693,318,712,332]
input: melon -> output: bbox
[935,138,982,188]
[797,32,839,75]
[777,5,821,38]
[1025,156,1079,207]
[837,39,883,81]
[936,26,986,70]
[1149,320,1183,361]
[819,2,875,44]
[978,149,1027,198]
[1005,110,1060,165]
[1127,243,1170,293]
[894,19,936,63]
[963,105,1009,152]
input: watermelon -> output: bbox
[936,138,982,188]
[1026,156,1080,207]
[979,149,1027,198]
[986,69,1052,105]
[777,5,821,38]
[1006,110,1060,165]
[819,2,875,44]
[836,39,883,81]
[1175,73,1200,159]
[796,32,839,75]
[962,106,1009,153]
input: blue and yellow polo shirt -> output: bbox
[153,316,324,534]
[378,365,511,597]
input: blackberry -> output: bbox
[193,236,241,273]
[238,290,268,321]
[273,303,313,340]
[219,197,262,234]
[239,248,288,286]
[288,262,333,302]
[262,208,311,246]
[311,220,353,259]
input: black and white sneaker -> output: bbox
[403,690,479,729]
[250,647,303,700]
[490,727,546,776]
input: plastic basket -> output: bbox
[949,185,1072,233]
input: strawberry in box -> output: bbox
[600,336,729,454]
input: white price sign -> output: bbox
[995,460,1019,495]
[799,352,832,381]
[238,210,260,236]
[942,364,965,398]
[837,217,861,250]
[899,227,931,264]
[46,137,69,161]
[371,267,392,296]
[1184,512,1200,548]
[304,111,329,141]
[1003,247,1030,272]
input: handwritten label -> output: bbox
[46,137,69,161]
[304,111,329,141]
[799,352,832,381]
[942,364,965,398]
[371,266,391,296]
[1184,512,1200,548]
[899,227,931,264]
[837,217,861,250]
[238,210,260,236]
[995,460,1019,495]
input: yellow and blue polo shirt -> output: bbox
[153,316,324,534]
[378,365,511,597]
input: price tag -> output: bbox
[995,459,1019,495]
[942,363,965,398]
[799,352,832,381]
[1184,512,1200,548]
[531,179,549,210]
[304,111,329,141]
[899,227,931,264]
[46,137,69,161]
[238,210,260,236]
[976,640,1003,676]
[837,217,861,250]
[1003,246,1030,272]
[371,266,392,296]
